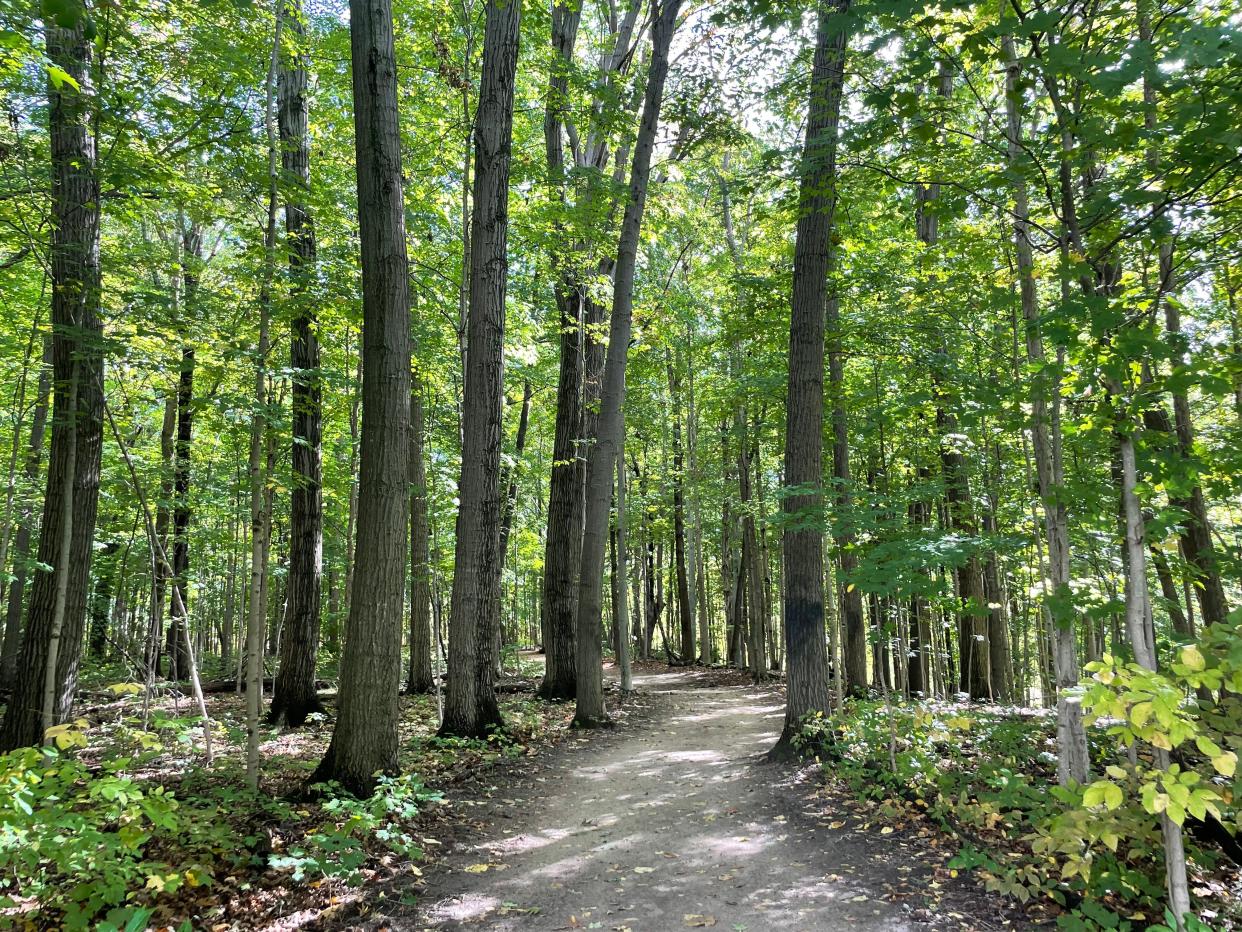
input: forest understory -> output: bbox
[2,0,1240,928]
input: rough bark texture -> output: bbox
[775,0,847,752]
[407,383,434,693]
[574,0,681,726]
[1,13,103,752]
[441,0,520,738]
[538,1,585,701]
[166,226,200,682]
[493,378,532,667]
[613,447,633,691]
[0,339,51,689]
[309,0,411,795]
[270,0,325,727]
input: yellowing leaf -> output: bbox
[464,863,491,873]
[1179,645,1206,672]
[1212,751,1237,778]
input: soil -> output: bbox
[338,666,1026,932]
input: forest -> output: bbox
[0,0,1240,927]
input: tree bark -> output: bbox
[1002,28,1089,784]
[310,0,412,795]
[246,7,281,789]
[774,0,848,753]
[613,440,633,692]
[0,338,51,689]
[667,353,694,662]
[270,0,325,727]
[573,0,681,726]
[166,225,200,682]
[407,382,434,693]
[1,11,104,752]
[441,0,520,738]
[537,1,585,701]
[737,410,766,681]
[493,378,532,668]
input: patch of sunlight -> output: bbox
[430,892,502,922]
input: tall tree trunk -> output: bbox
[493,378,532,668]
[441,0,520,739]
[1002,28,1089,784]
[613,438,633,692]
[686,330,709,665]
[915,66,988,700]
[0,338,51,688]
[667,353,693,662]
[774,0,848,753]
[738,417,766,681]
[981,515,1012,702]
[1137,6,1229,632]
[166,225,200,682]
[246,8,281,789]
[270,0,325,727]
[1,11,104,752]
[906,471,931,695]
[310,0,412,795]
[573,0,681,726]
[537,1,584,701]
[407,383,434,693]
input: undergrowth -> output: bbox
[799,699,1239,931]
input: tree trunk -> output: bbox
[166,225,200,682]
[981,516,1012,702]
[537,1,585,702]
[88,543,120,657]
[906,473,931,695]
[407,383,434,693]
[667,353,694,662]
[1001,28,1089,784]
[270,0,325,727]
[246,8,281,789]
[0,338,51,689]
[310,0,412,795]
[1150,543,1190,637]
[613,440,633,692]
[1,12,104,752]
[441,0,520,739]
[573,0,681,727]
[738,414,766,681]
[493,378,532,668]
[774,0,848,753]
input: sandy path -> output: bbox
[402,668,923,931]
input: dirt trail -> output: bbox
[390,668,939,931]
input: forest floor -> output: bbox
[343,665,1025,932]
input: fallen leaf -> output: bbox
[683,915,717,927]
